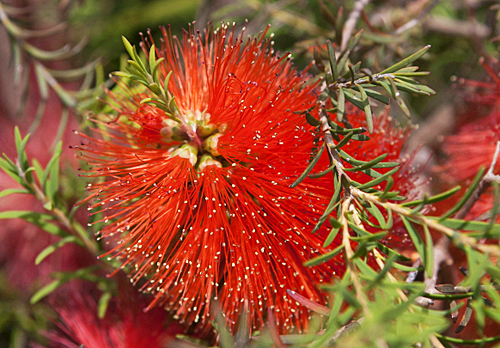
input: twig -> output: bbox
[341,0,371,51]
[393,0,442,36]
[351,187,500,257]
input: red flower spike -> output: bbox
[79,23,344,334]
[43,290,179,348]
[439,59,500,219]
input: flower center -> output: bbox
[160,111,225,171]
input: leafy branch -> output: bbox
[113,37,181,121]
[0,128,116,313]
[311,31,434,133]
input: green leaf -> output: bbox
[290,145,324,188]
[486,181,499,237]
[376,242,412,262]
[441,167,485,219]
[344,153,390,172]
[15,127,31,173]
[402,217,425,261]
[402,186,461,207]
[379,45,431,74]
[388,78,411,118]
[357,85,373,133]
[350,231,387,242]
[323,225,340,247]
[337,88,345,122]
[430,218,500,235]
[367,201,386,228]
[304,244,344,267]
[0,188,29,199]
[98,291,113,319]
[0,157,24,186]
[332,131,354,150]
[327,40,338,81]
[32,159,44,184]
[0,211,68,237]
[354,167,399,190]
[30,279,65,304]
[305,112,320,127]
[43,141,63,202]
[352,85,390,104]
[342,88,364,110]
[35,236,80,265]
[423,225,433,278]
[311,174,342,233]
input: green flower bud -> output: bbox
[197,154,222,172]
[171,144,198,166]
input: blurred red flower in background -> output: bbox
[439,58,500,219]
[77,23,416,334]
[42,282,180,348]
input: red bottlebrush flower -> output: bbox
[78,23,415,334]
[43,286,179,348]
[439,58,500,218]
[79,23,342,334]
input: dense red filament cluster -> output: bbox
[78,23,414,334]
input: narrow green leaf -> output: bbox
[0,211,68,237]
[379,45,431,74]
[304,244,344,267]
[0,188,29,199]
[342,88,364,110]
[305,112,320,127]
[486,181,499,237]
[350,231,387,242]
[113,71,133,79]
[430,218,500,235]
[368,254,398,288]
[402,186,461,207]
[368,201,386,228]
[30,279,65,304]
[394,79,431,96]
[376,242,412,262]
[377,79,394,97]
[345,153,389,172]
[326,40,338,81]
[0,157,24,186]
[43,141,62,202]
[389,78,411,118]
[336,49,350,76]
[32,159,44,184]
[98,291,113,319]
[354,167,399,190]
[35,236,80,265]
[121,36,136,61]
[347,30,363,54]
[402,216,425,261]
[148,44,157,75]
[357,85,373,133]
[423,224,433,278]
[337,88,345,122]
[311,174,342,233]
[353,85,390,104]
[323,225,340,247]
[15,127,31,173]
[441,167,485,219]
[332,131,354,150]
[309,164,334,179]
[290,146,324,188]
